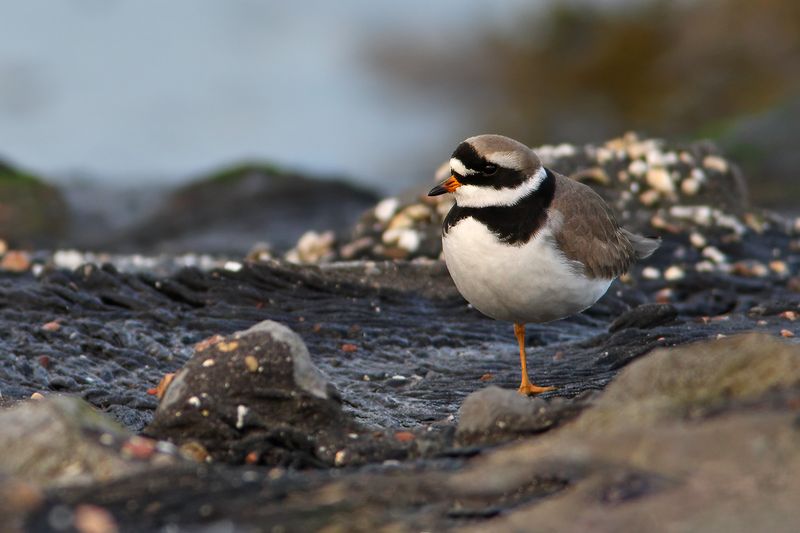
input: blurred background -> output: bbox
[1,0,798,253]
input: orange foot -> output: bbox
[517,382,556,396]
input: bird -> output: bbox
[428,134,659,395]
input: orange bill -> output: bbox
[428,175,462,196]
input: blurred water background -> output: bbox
[1,0,798,252]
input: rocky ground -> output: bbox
[1,134,800,532]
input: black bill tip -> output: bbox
[428,184,448,196]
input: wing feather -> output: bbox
[549,173,655,279]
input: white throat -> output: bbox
[454,166,547,208]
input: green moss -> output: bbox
[203,162,291,185]
[0,160,69,246]
[0,163,44,187]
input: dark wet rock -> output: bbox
[145,320,369,468]
[1,248,798,437]
[0,159,69,248]
[109,163,379,254]
[22,334,800,532]
[3,133,800,530]
[456,386,591,446]
[0,396,180,488]
[608,302,678,332]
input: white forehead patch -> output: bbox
[450,157,476,176]
[484,151,526,171]
[455,166,547,208]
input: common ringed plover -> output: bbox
[429,134,659,395]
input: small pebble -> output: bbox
[30,392,45,401]
[646,167,675,194]
[236,405,249,429]
[595,147,614,164]
[195,335,223,352]
[147,373,175,399]
[394,431,415,442]
[628,159,648,176]
[334,450,347,466]
[781,329,795,338]
[655,288,673,303]
[769,261,788,276]
[341,343,358,353]
[402,203,432,221]
[664,266,685,281]
[689,232,707,248]
[642,266,661,280]
[223,261,242,273]
[639,189,660,206]
[681,177,701,196]
[0,250,31,272]
[202,358,215,367]
[42,320,61,332]
[74,504,118,533]
[695,260,716,273]
[397,229,421,253]
[374,198,400,223]
[121,436,156,460]
[387,212,414,231]
[731,261,769,278]
[216,341,238,352]
[703,155,729,173]
[702,246,727,264]
[245,451,259,464]
[53,249,85,270]
[244,355,259,372]
[180,441,210,462]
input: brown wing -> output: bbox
[549,173,638,279]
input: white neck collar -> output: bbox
[454,166,547,208]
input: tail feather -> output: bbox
[622,229,661,259]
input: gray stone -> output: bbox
[0,396,177,488]
[457,386,588,445]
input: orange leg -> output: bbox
[514,323,555,395]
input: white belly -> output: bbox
[442,217,612,323]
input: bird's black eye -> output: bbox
[484,164,497,176]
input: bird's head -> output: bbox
[428,134,545,208]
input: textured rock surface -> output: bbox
[18,334,800,532]
[3,251,797,439]
[0,396,180,488]
[456,386,591,446]
[145,320,372,467]
[455,334,800,533]
[1,134,799,530]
